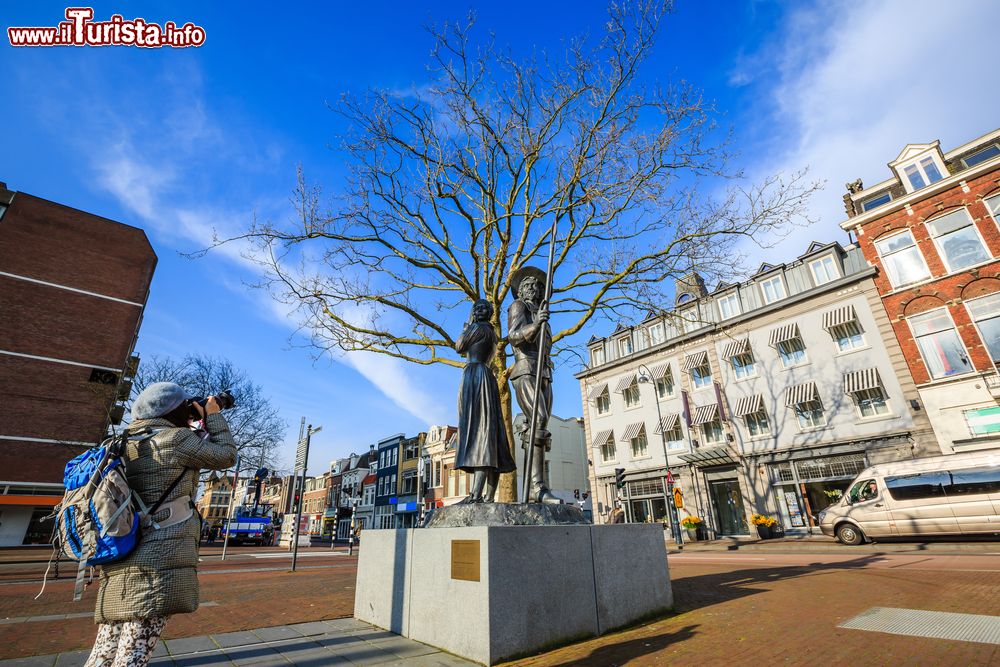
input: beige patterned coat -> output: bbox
[94,413,237,623]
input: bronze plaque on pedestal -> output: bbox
[450,539,480,581]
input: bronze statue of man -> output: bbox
[508,266,562,505]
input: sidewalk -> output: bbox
[0,618,474,667]
[667,534,1000,554]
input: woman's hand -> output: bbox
[204,396,222,415]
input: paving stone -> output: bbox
[151,642,169,658]
[0,657,57,667]
[285,621,332,637]
[163,636,220,656]
[373,638,443,660]
[53,651,88,667]
[250,627,300,642]
[209,632,262,649]
[313,633,368,651]
[325,642,397,665]
[353,629,399,643]
[324,618,370,632]
[268,648,349,666]
[225,646,285,666]
[168,653,232,667]
[372,655,477,667]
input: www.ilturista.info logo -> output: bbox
[7,7,206,48]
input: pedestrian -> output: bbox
[610,507,626,524]
[84,382,237,667]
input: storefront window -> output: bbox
[772,454,866,532]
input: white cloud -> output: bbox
[744,0,1000,254]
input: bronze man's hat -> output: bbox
[511,265,547,298]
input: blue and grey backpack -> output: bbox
[39,428,185,601]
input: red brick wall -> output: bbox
[0,440,89,483]
[854,167,1000,384]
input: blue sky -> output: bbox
[3,1,998,474]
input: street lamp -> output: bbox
[417,454,428,527]
[637,364,683,547]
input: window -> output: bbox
[968,293,1000,362]
[595,387,611,414]
[853,387,889,418]
[848,479,877,503]
[648,322,665,346]
[777,337,806,367]
[962,144,1000,168]
[949,466,1000,495]
[655,369,674,398]
[909,309,970,379]
[744,410,770,437]
[794,400,826,429]
[618,336,633,357]
[875,231,930,288]
[759,275,786,304]
[403,440,419,460]
[680,308,700,333]
[701,419,723,444]
[926,209,990,272]
[885,471,949,501]
[590,347,605,367]
[861,193,892,212]
[390,474,396,493]
[730,352,756,379]
[623,380,641,408]
[809,256,839,286]
[401,471,417,495]
[987,193,1000,225]
[717,293,740,319]
[600,437,616,463]
[630,428,648,458]
[691,362,712,389]
[433,461,442,487]
[391,449,397,466]
[663,424,685,449]
[902,156,944,191]
[830,321,865,352]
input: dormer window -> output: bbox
[903,157,943,191]
[617,336,633,357]
[717,292,740,320]
[759,275,786,304]
[647,322,665,346]
[590,346,605,367]
[962,144,1000,169]
[861,192,892,212]
[809,255,839,286]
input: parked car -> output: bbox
[818,451,1000,545]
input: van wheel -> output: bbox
[836,524,864,546]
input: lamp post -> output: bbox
[637,364,683,547]
[291,423,321,573]
[417,454,428,527]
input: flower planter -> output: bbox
[756,525,772,540]
[685,528,699,542]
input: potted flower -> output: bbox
[680,515,702,541]
[750,514,778,539]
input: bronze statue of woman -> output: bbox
[455,299,516,502]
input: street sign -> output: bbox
[666,470,674,484]
[673,487,683,508]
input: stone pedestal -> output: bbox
[354,523,672,665]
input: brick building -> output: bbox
[841,129,1000,453]
[0,183,156,546]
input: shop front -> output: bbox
[623,477,669,524]
[767,450,868,533]
[680,446,750,538]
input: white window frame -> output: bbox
[730,352,756,379]
[701,419,724,444]
[590,346,605,367]
[647,322,665,346]
[809,255,839,286]
[663,425,685,449]
[925,208,991,273]
[623,380,641,408]
[986,193,1000,229]
[744,410,770,437]
[961,144,1000,169]
[595,388,611,415]
[907,308,972,380]
[852,387,890,419]
[759,275,787,304]
[600,437,617,463]
[830,320,865,352]
[717,292,741,320]
[630,428,649,458]
[794,400,826,430]
[965,292,1000,363]
[691,362,713,389]
[680,307,700,333]
[874,229,931,289]
[899,153,946,193]
[777,336,807,368]
[617,336,633,357]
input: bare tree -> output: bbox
[214,1,819,500]
[130,355,287,474]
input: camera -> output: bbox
[191,389,236,411]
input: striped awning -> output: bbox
[591,429,614,448]
[620,422,645,442]
[823,305,858,330]
[587,382,608,401]
[653,414,680,434]
[785,381,818,407]
[691,404,719,425]
[647,362,671,380]
[721,338,751,359]
[769,323,800,346]
[614,373,637,393]
[682,351,709,371]
[844,368,882,394]
[733,394,764,417]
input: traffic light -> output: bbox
[614,468,626,489]
[573,489,580,499]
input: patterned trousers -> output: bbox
[84,616,167,667]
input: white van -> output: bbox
[818,451,1000,545]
